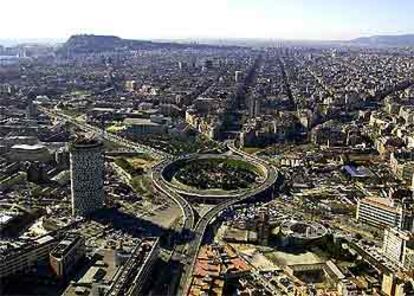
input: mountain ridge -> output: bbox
[58,34,242,55]
[350,34,414,46]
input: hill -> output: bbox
[58,34,240,55]
[59,34,155,54]
[350,34,414,47]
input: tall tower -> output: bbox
[70,137,104,216]
[234,70,242,82]
[26,92,36,120]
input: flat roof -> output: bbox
[124,117,160,126]
[35,235,55,245]
[77,266,105,284]
[361,197,398,213]
[0,213,13,224]
[344,165,372,178]
[11,144,45,150]
[71,138,103,149]
[51,234,82,258]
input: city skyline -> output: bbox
[2,2,414,295]
[1,0,414,41]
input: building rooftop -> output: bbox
[123,117,161,126]
[343,165,373,178]
[71,136,103,149]
[105,237,159,296]
[50,233,82,259]
[361,197,399,213]
[190,244,250,296]
[35,235,55,245]
[11,144,46,150]
[0,213,13,225]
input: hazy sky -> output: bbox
[1,0,413,40]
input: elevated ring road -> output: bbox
[152,141,280,295]
[40,105,279,294]
[157,153,268,203]
[152,158,195,233]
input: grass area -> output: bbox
[106,123,126,133]
[127,156,156,171]
[130,175,154,198]
[114,157,145,176]
[242,147,263,154]
[114,155,156,175]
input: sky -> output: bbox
[1,0,413,41]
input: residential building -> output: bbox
[383,228,414,271]
[356,197,414,230]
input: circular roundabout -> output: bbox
[159,154,269,203]
[151,144,281,295]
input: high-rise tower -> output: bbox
[70,137,104,216]
[26,92,36,119]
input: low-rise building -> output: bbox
[188,244,250,296]
[7,144,51,162]
[123,117,167,138]
[50,233,85,278]
[104,237,159,296]
[381,273,413,296]
[0,235,57,279]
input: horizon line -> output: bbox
[1,32,414,46]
